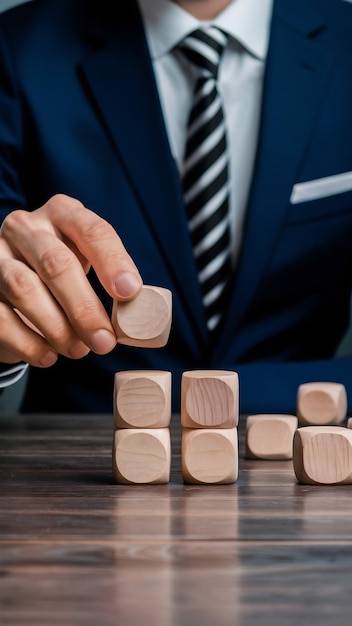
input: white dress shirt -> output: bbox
[138,0,273,264]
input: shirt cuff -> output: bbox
[0,363,29,389]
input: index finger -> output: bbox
[45,195,143,300]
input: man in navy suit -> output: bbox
[0,0,352,414]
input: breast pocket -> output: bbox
[287,187,352,226]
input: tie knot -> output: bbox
[178,26,228,79]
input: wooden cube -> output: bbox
[181,427,238,484]
[347,417,352,429]
[246,414,298,460]
[297,382,347,426]
[293,426,352,485]
[111,285,172,348]
[181,370,239,429]
[112,428,171,484]
[113,370,171,428]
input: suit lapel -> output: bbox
[79,1,208,345]
[214,0,334,358]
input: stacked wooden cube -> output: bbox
[112,369,172,484]
[181,370,239,484]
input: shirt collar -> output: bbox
[138,0,274,61]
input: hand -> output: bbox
[0,194,142,367]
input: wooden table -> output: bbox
[1,412,352,626]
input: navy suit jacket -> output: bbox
[0,0,352,414]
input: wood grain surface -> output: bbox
[1,412,352,626]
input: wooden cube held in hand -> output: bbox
[114,370,171,428]
[297,382,347,426]
[181,370,239,429]
[111,285,172,348]
[182,427,238,484]
[246,414,298,460]
[293,426,352,485]
[112,428,171,484]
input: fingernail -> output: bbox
[39,350,58,367]
[115,272,142,298]
[90,329,116,354]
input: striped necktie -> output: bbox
[179,27,232,333]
